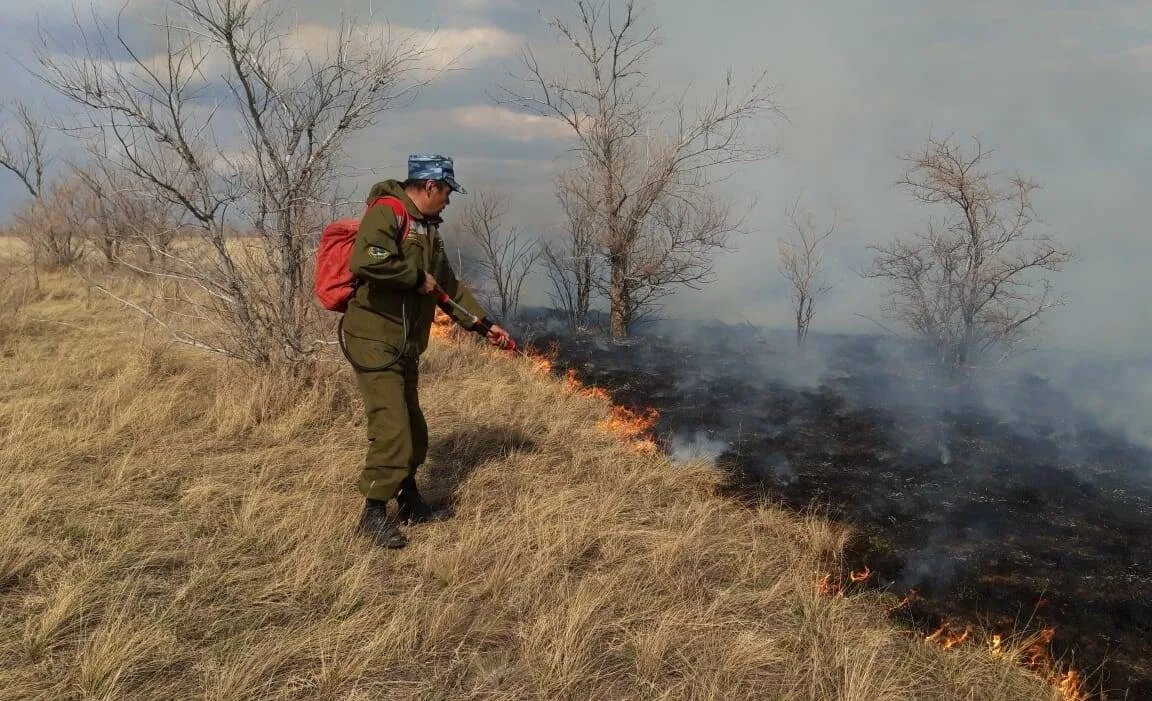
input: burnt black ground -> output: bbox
[527,321,1152,699]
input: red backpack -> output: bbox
[314,196,412,313]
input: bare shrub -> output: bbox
[458,190,541,322]
[72,159,182,268]
[542,173,598,331]
[865,136,1072,367]
[502,0,780,338]
[36,0,433,365]
[779,202,835,347]
[11,179,90,269]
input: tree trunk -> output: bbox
[609,252,630,339]
[275,209,302,360]
[577,253,591,328]
[100,237,116,266]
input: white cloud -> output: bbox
[285,22,520,71]
[82,21,522,90]
[454,0,519,9]
[449,105,572,142]
[408,25,522,70]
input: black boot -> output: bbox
[395,475,433,525]
[356,499,407,549]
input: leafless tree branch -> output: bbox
[0,101,49,199]
[864,136,1072,368]
[459,190,542,321]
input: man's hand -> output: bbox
[417,271,439,295]
[486,323,512,350]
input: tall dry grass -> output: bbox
[0,266,1068,700]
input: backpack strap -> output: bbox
[366,196,413,246]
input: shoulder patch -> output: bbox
[368,246,391,259]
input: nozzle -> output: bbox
[433,286,517,352]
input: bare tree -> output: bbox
[865,136,1072,367]
[459,190,541,321]
[0,103,87,270]
[0,101,48,199]
[72,156,183,267]
[11,178,90,268]
[35,1,431,364]
[779,202,835,347]
[542,173,597,330]
[502,0,780,338]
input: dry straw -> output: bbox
[0,255,1073,700]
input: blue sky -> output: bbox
[2,0,1150,354]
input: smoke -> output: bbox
[532,311,1152,693]
[668,430,729,464]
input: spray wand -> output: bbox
[433,286,518,353]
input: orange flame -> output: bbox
[430,309,455,341]
[604,405,660,438]
[887,589,917,614]
[925,624,946,645]
[1024,628,1056,668]
[924,622,1085,701]
[600,405,661,451]
[561,367,660,452]
[925,622,971,650]
[566,369,612,401]
[942,626,971,650]
[817,573,842,597]
[630,437,660,454]
[1055,669,1087,701]
[564,368,582,391]
[524,346,557,375]
[817,567,875,598]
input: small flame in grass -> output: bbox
[942,626,971,650]
[560,367,660,452]
[604,405,660,439]
[817,573,841,597]
[524,346,557,375]
[600,405,661,451]
[887,589,918,614]
[944,626,1086,701]
[430,309,455,341]
[816,567,875,597]
[630,437,660,454]
[1024,628,1056,668]
[565,369,611,401]
[925,622,971,650]
[563,368,582,391]
[1055,669,1087,701]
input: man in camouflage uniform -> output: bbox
[344,155,510,548]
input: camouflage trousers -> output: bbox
[345,335,428,502]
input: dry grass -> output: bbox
[0,266,1067,700]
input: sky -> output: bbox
[1,0,1150,355]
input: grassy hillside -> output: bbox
[0,263,1070,699]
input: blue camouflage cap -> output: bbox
[407,154,467,194]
